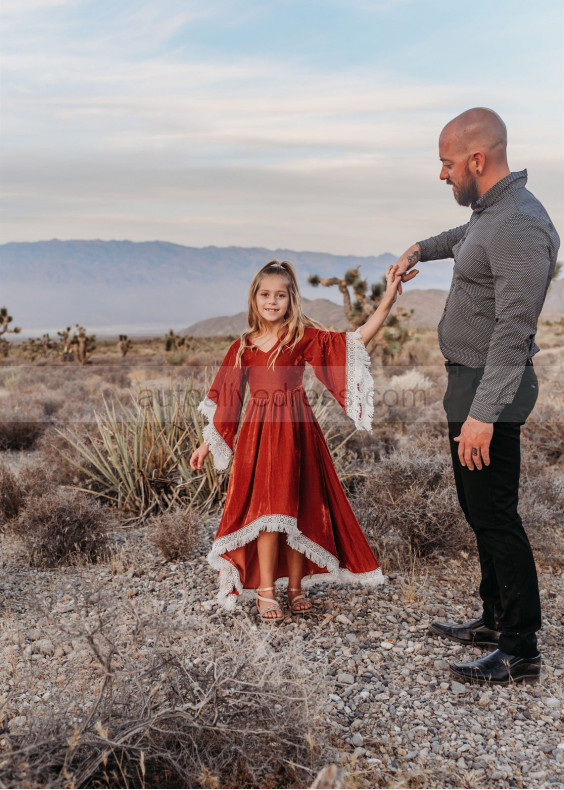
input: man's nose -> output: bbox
[439,165,448,181]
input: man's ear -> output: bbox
[470,150,486,176]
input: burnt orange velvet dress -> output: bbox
[198,326,384,610]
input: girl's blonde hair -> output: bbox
[235,260,324,368]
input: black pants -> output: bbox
[443,362,541,657]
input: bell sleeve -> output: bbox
[303,328,374,431]
[197,340,247,470]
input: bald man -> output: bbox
[396,108,559,685]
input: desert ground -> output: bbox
[0,323,563,789]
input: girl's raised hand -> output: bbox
[190,443,210,471]
[384,263,405,303]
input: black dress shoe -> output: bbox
[428,616,500,647]
[450,649,541,685]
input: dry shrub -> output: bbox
[35,425,96,486]
[9,489,112,567]
[0,459,60,525]
[0,616,328,789]
[520,434,564,565]
[0,462,25,523]
[524,398,564,463]
[352,440,470,570]
[0,401,46,450]
[149,506,203,560]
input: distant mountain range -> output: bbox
[1,239,561,336]
[185,289,451,335]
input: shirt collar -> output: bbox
[471,170,528,213]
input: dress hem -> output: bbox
[206,512,385,611]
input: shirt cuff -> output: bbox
[468,399,503,423]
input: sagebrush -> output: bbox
[9,489,113,567]
[0,612,329,789]
[149,506,203,560]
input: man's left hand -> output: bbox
[453,417,493,470]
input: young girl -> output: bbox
[190,260,404,620]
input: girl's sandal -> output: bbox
[288,587,313,615]
[256,587,284,623]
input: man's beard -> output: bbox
[449,165,480,207]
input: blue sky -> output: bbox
[1,0,563,255]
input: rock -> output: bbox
[8,716,27,731]
[337,672,355,685]
[351,733,364,747]
[451,681,468,695]
[311,764,345,789]
[32,638,55,657]
[478,693,491,707]
[336,614,353,625]
[380,641,394,650]
[544,697,560,708]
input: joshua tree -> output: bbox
[69,325,96,365]
[57,327,73,361]
[22,334,57,362]
[165,330,192,352]
[0,306,21,337]
[0,306,21,358]
[308,267,412,361]
[56,325,96,364]
[118,334,133,358]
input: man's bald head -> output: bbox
[438,108,511,203]
[440,107,508,166]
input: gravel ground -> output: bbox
[1,520,563,789]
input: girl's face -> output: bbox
[255,274,290,327]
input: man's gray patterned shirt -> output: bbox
[417,170,560,422]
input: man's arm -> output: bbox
[395,225,469,291]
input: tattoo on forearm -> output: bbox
[407,251,420,265]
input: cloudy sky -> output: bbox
[1,0,563,256]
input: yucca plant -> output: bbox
[59,384,228,518]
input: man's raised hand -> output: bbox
[394,243,421,294]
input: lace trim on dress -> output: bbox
[207,513,385,611]
[197,397,233,471]
[345,329,374,431]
